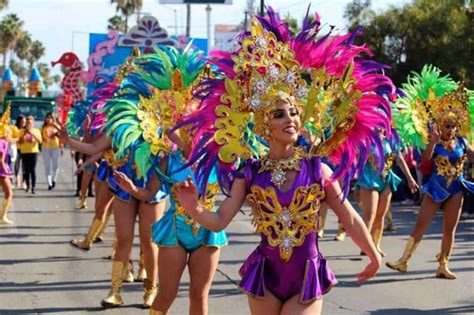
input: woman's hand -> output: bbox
[74,166,82,176]
[113,170,136,194]
[357,255,381,283]
[82,115,91,135]
[173,176,202,217]
[407,177,419,194]
[428,122,440,144]
[55,124,70,144]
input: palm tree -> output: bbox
[13,31,32,93]
[108,15,126,33]
[38,63,52,90]
[27,40,45,68]
[0,14,24,69]
[9,58,28,94]
[110,0,143,33]
[15,31,32,62]
[0,0,8,11]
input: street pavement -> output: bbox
[0,151,473,315]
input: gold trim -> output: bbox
[247,183,324,262]
[237,256,267,301]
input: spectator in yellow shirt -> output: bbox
[13,115,26,188]
[41,113,62,190]
[19,116,42,194]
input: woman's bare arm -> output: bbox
[322,164,381,282]
[396,155,418,193]
[57,124,112,155]
[174,177,247,232]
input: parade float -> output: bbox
[52,15,207,124]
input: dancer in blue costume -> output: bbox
[387,65,474,279]
[112,46,227,315]
[355,129,418,256]
[58,52,169,308]
[68,55,142,286]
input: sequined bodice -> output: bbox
[368,138,396,178]
[245,156,324,263]
[433,137,468,186]
[167,151,218,235]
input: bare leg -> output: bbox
[0,176,14,224]
[371,187,392,256]
[436,192,463,279]
[386,194,440,273]
[101,198,138,307]
[151,247,187,312]
[317,203,328,238]
[248,288,282,315]
[188,246,220,315]
[138,201,165,284]
[281,294,323,315]
[80,170,94,198]
[359,188,379,233]
[411,194,440,242]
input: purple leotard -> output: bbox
[0,138,12,177]
[239,156,337,304]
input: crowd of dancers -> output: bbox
[1,7,473,315]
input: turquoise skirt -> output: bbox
[152,210,228,252]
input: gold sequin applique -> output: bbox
[435,155,467,188]
[247,183,325,263]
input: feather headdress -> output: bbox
[394,64,473,149]
[103,45,206,179]
[180,7,395,195]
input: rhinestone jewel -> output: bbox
[271,169,287,188]
[281,210,291,223]
[250,98,261,109]
[297,86,308,98]
[286,71,296,83]
[256,36,267,48]
[282,237,292,249]
[255,80,265,91]
[269,65,279,79]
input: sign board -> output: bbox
[87,33,208,94]
[159,0,232,4]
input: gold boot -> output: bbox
[150,309,166,315]
[0,199,13,225]
[137,252,147,282]
[436,250,456,279]
[143,278,158,308]
[94,210,112,243]
[74,196,87,210]
[101,261,126,308]
[384,208,397,232]
[334,223,346,241]
[316,210,327,238]
[123,260,135,283]
[372,228,386,257]
[70,218,102,250]
[386,236,419,272]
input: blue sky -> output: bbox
[1,0,410,82]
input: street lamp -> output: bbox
[160,4,178,36]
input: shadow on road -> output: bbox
[0,304,144,314]
[370,304,474,314]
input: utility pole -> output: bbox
[245,0,255,31]
[244,11,248,31]
[260,0,264,16]
[206,4,211,54]
[186,4,191,37]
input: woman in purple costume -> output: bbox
[171,8,398,314]
[0,109,14,225]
